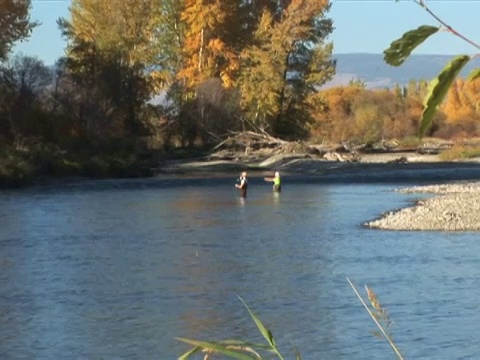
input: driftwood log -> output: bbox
[209,131,362,162]
[209,131,453,163]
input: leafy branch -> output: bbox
[385,0,480,137]
[413,0,480,51]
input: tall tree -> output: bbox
[0,0,37,61]
[151,0,185,91]
[239,0,335,137]
[58,0,164,136]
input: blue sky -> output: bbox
[13,0,480,65]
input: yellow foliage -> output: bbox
[443,78,480,123]
[178,0,237,90]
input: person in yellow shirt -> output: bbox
[264,171,281,192]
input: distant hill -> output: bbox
[323,53,480,89]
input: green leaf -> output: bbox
[178,346,201,360]
[466,68,480,82]
[221,339,272,349]
[294,347,303,360]
[237,296,276,348]
[420,55,471,137]
[384,25,439,66]
[176,338,256,360]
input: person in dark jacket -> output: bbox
[235,171,248,198]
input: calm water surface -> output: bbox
[1,175,480,359]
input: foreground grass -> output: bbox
[177,280,403,359]
[177,296,295,360]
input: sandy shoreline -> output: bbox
[160,151,437,174]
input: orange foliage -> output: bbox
[311,77,480,142]
[309,86,363,141]
[178,0,238,90]
[310,84,433,142]
[443,78,480,124]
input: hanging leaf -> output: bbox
[383,25,439,66]
[466,68,480,82]
[419,55,471,137]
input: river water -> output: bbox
[1,174,480,359]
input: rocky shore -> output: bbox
[366,182,480,231]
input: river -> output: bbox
[1,174,479,359]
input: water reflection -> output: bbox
[238,196,245,207]
[273,190,281,205]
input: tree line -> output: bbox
[312,78,480,145]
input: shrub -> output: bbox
[439,145,480,161]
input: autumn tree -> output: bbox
[177,0,241,92]
[435,78,480,138]
[58,0,164,137]
[161,1,246,145]
[239,0,335,138]
[443,79,480,122]
[309,86,363,141]
[351,89,415,142]
[384,1,480,137]
[151,0,185,90]
[311,84,433,143]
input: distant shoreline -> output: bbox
[159,151,480,183]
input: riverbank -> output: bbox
[160,151,441,173]
[159,150,480,182]
[0,144,157,189]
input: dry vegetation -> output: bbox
[203,130,464,166]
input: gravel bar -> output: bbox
[366,182,480,231]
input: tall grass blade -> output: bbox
[346,277,404,360]
[178,346,201,360]
[237,295,285,360]
[237,296,275,348]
